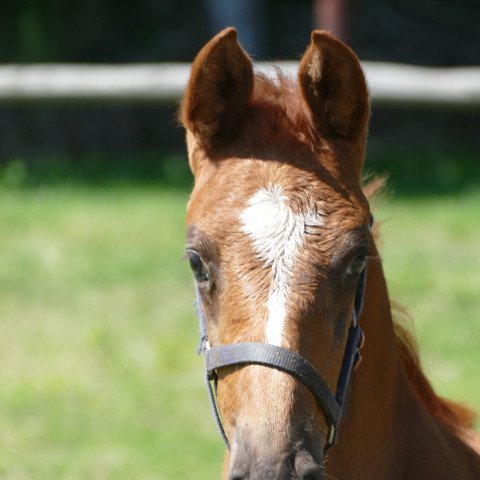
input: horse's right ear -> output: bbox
[180,28,254,149]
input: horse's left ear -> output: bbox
[180,27,254,149]
[298,31,370,141]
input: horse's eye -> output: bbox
[346,255,367,278]
[187,251,209,282]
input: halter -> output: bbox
[195,215,374,450]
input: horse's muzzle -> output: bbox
[228,452,324,479]
[227,431,324,480]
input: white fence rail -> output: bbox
[0,62,479,108]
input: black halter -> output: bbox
[195,215,374,450]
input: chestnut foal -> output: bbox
[180,28,480,479]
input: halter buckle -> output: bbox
[353,331,366,370]
[359,330,366,349]
[327,425,336,445]
[353,351,363,370]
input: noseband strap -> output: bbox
[195,215,374,450]
[205,342,341,427]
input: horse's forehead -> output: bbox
[187,159,361,233]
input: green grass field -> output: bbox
[0,154,479,479]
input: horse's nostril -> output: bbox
[295,449,324,480]
[302,471,323,480]
[228,474,246,480]
[228,467,248,480]
[300,468,324,480]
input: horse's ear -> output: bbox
[180,28,254,148]
[298,31,370,140]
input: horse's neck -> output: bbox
[327,241,480,479]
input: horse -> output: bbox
[180,28,480,479]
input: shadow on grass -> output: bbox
[0,148,478,196]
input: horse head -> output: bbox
[181,27,372,479]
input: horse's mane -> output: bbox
[241,73,317,150]
[250,72,310,128]
[365,180,477,436]
[394,319,476,434]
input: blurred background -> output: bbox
[0,1,479,479]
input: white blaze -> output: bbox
[240,185,323,346]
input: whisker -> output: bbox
[322,473,339,480]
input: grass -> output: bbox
[0,187,222,479]
[379,195,480,407]
[0,152,479,479]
